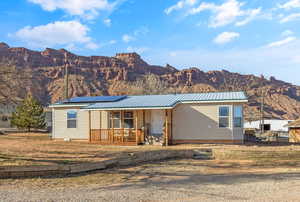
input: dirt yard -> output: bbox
[1,159,300,201]
[1,133,300,167]
[0,133,170,166]
[1,133,300,201]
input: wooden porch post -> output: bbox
[135,110,139,145]
[88,110,91,142]
[99,110,102,142]
[121,111,124,143]
[142,110,145,143]
[112,111,114,144]
[165,109,169,146]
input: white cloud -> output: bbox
[98,39,117,48]
[278,0,300,10]
[127,46,149,54]
[165,0,197,15]
[103,18,111,26]
[186,0,262,27]
[214,32,240,44]
[28,0,124,20]
[133,26,149,36]
[108,40,117,44]
[149,40,300,85]
[14,20,98,50]
[122,34,135,43]
[122,26,149,43]
[235,8,261,26]
[85,42,99,50]
[188,0,244,27]
[279,12,300,23]
[282,30,294,36]
[267,36,296,47]
[169,52,178,57]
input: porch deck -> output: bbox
[88,109,172,146]
[90,129,144,145]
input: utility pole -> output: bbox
[260,89,265,134]
[64,52,69,100]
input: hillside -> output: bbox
[0,42,299,120]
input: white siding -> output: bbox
[91,111,100,129]
[172,103,244,141]
[53,108,89,140]
[51,103,245,142]
[91,111,109,129]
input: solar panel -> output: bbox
[63,96,127,103]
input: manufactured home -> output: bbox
[50,92,248,145]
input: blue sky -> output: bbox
[1,0,300,84]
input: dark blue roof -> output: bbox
[62,95,127,103]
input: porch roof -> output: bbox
[83,91,248,110]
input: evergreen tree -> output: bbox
[11,95,46,132]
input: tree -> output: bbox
[11,95,46,132]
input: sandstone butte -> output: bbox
[0,42,299,120]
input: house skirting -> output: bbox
[172,139,243,144]
[52,138,88,142]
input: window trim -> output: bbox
[67,110,77,129]
[233,105,243,128]
[110,111,122,129]
[219,106,230,128]
[109,111,135,129]
[123,111,134,129]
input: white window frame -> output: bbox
[233,105,243,128]
[67,110,77,129]
[123,111,134,129]
[219,106,230,128]
[109,111,122,129]
[109,111,134,129]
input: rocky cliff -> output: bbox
[0,42,299,120]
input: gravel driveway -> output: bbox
[1,159,300,202]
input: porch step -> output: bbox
[192,149,213,160]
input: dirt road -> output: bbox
[1,159,300,202]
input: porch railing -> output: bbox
[90,129,144,145]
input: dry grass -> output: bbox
[1,132,300,167]
[1,133,300,196]
[1,159,300,189]
[0,133,165,166]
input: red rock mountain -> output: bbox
[0,42,299,120]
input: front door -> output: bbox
[151,110,164,135]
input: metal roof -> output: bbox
[285,118,300,128]
[83,91,248,110]
[61,95,127,104]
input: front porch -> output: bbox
[88,109,172,146]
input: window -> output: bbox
[1,115,8,122]
[219,106,229,128]
[124,111,134,128]
[233,106,243,128]
[110,112,121,128]
[260,124,270,131]
[109,111,134,129]
[67,111,77,128]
